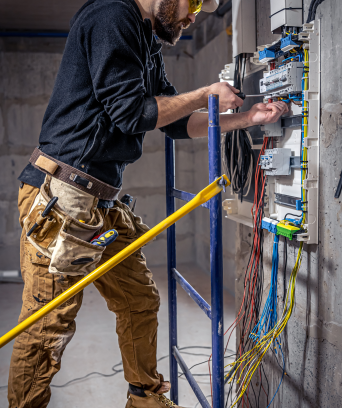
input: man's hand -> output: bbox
[246,101,289,126]
[205,82,244,112]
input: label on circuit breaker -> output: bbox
[259,62,302,96]
[260,148,291,176]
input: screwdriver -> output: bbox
[91,229,118,247]
[236,92,265,100]
[27,196,58,237]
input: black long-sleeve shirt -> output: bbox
[19,0,190,200]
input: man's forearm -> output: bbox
[187,112,251,138]
[155,88,208,129]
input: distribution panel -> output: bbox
[222,21,320,245]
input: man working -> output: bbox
[9,0,288,406]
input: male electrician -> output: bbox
[9,0,288,407]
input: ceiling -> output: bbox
[0,0,210,33]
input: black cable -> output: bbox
[285,213,301,219]
[0,346,235,391]
[307,0,326,23]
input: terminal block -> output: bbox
[260,148,291,176]
[259,62,302,97]
[262,217,279,234]
[276,223,301,240]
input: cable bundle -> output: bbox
[250,235,280,343]
[225,242,303,407]
[222,53,254,202]
[224,129,254,199]
[218,137,270,408]
[307,0,326,23]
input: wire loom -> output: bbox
[222,53,254,202]
[224,129,254,200]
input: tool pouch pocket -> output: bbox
[24,202,63,249]
[49,221,105,276]
[24,176,105,276]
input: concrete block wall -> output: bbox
[0,46,62,272]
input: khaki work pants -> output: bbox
[8,183,161,408]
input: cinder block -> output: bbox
[0,52,61,99]
[0,106,4,145]
[0,200,21,246]
[0,155,30,199]
[122,150,165,189]
[7,103,47,147]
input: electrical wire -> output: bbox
[0,346,234,391]
[225,242,304,407]
[222,53,254,202]
[218,136,270,408]
[307,0,326,23]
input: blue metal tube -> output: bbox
[171,188,210,209]
[173,346,211,408]
[208,94,224,408]
[172,268,212,319]
[165,136,178,404]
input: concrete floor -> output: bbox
[0,263,236,408]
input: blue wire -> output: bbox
[250,234,280,342]
[266,339,285,408]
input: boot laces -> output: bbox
[158,395,175,407]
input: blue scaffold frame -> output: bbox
[165,94,224,408]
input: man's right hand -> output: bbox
[205,82,244,112]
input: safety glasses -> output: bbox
[188,0,203,15]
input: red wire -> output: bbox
[209,138,269,406]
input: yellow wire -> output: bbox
[302,49,309,227]
[226,243,303,406]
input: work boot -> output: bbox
[126,390,186,408]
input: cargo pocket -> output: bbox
[54,274,84,308]
[25,243,54,305]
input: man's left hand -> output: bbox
[246,101,289,126]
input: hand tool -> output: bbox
[236,92,265,100]
[121,194,133,207]
[91,229,118,247]
[27,196,58,237]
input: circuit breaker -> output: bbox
[222,21,321,245]
[259,62,302,96]
[260,148,291,176]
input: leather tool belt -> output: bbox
[29,147,121,201]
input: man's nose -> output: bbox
[187,13,196,23]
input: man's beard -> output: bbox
[154,0,191,46]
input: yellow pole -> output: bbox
[0,175,230,349]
